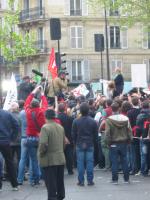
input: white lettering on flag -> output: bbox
[3,73,18,110]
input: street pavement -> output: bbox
[1,169,150,200]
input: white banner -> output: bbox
[72,84,89,97]
[131,64,147,88]
[3,74,18,110]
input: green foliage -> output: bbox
[0,1,37,66]
[88,0,150,27]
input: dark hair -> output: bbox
[80,102,89,116]
[106,99,113,107]
[31,99,40,108]
[131,97,139,106]
[18,100,25,109]
[111,102,120,113]
[45,109,55,120]
[121,101,132,113]
[142,100,150,109]
[113,97,123,108]
[23,76,30,80]
[58,103,65,113]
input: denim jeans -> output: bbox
[76,146,94,184]
[110,143,129,182]
[17,138,40,184]
[140,139,150,175]
[0,153,3,178]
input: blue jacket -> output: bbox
[72,115,98,148]
[0,109,19,144]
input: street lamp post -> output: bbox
[104,8,110,80]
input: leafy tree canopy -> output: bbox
[0,0,36,65]
[89,0,150,28]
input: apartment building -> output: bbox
[1,0,150,83]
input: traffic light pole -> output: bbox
[100,51,104,94]
[57,39,61,71]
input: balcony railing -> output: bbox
[34,40,49,54]
[70,9,82,16]
[19,7,45,22]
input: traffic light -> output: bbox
[55,52,66,70]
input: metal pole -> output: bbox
[100,51,104,94]
[57,40,61,72]
[104,8,110,80]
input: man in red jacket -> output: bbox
[24,86,48,186]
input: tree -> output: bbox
[0,0,36,66]
[88,0,150,27]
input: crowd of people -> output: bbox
[0,68,150,200]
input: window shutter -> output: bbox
[66,60,72,81]
[143,59,149,82]
[14,0,18,10]
[82,0,88,16]
[117,60,122,69]
[121,26,128,49]
[2,1,9,9]
[64,0,70,15]
[77,27,83,48]
[111,60,116,75]
[70,27,76,48]
[143,27,148,49]
[83,60,90,82]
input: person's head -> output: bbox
[80,102,89,116]
[45,109,55,121]
[131,96,140,107]
[111,102,120,113]
[59,71,66,79]
[22,76,30,83]
[106,99,113,107]
[30,98,40,108]
[108,81,115,90]
[58,103,66,113]
[115,67,121,74]
[114,97,123,108]
[18,100,25,110]
[10,102,19,112]
[121,101,132,114]
[142,100,150,109]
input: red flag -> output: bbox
[48,48,58,79]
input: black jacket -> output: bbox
[127,107,141,128]
[72,115,98,148]
[58,112,73,144]
[0,109,19,144]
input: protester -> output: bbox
[136,100,150,176]
[17,100,33,185]
[9,102,21,174]
[72,102,98,186]
[24,86,48,186]
[47,71,68,105]
[18,76,34,101]
[113,67,124,97]
[127,97,141,174]
[58,103,74,175]
[105,102,132,184]
[39,109,66,200]
[0,108,19,191]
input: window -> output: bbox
[38,27,44,49]
[111,60,122,77]
[67,60,90,82]
[143,27,150,49]
[72,60,82,81]
[70,0,82,16]
[110,26,120,49]
[64,0,88,16]
[70,26,83,48]
[38,0,43,15]
[143,59,150,82]
[109,0,119,16]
